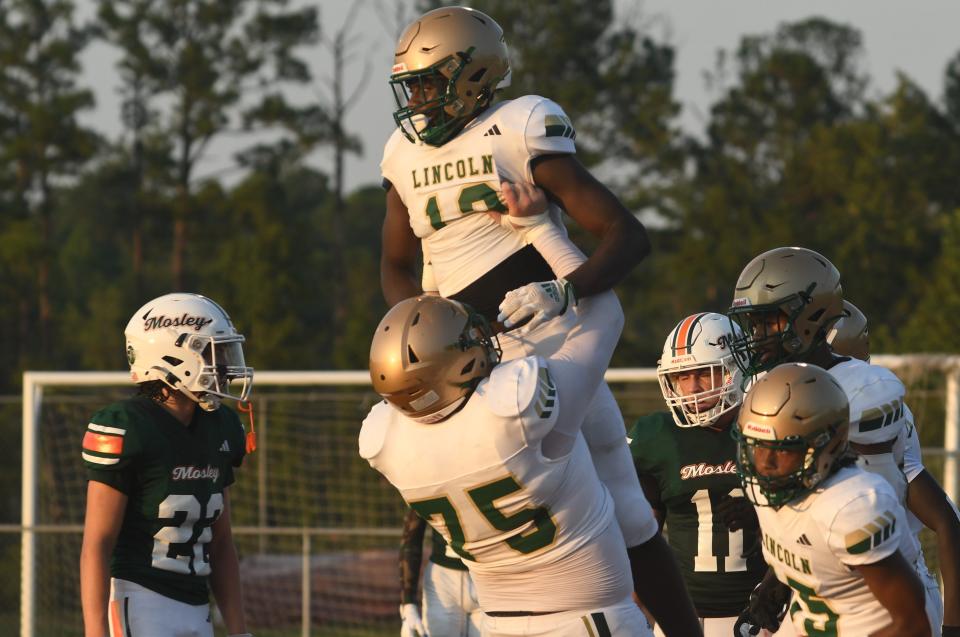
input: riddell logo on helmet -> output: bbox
[392,63,407,74]
[731,298,750,308]
[744,421,775,439]
[142,310,213,332]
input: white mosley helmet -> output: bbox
[657,312,746,427]
[125,293,253,411]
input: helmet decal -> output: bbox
[142,309,214,332]
[125,293,254,411]
[657,312,746,428]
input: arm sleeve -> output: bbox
[827,485,904,567]
[82,405,144,495]
[399,508,427,605]
[543,290,624,442]
[522,217,586,279]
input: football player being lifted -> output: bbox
[379,5,655,610]
[829,300,960,637]
[398,506,481,637]
[629,313,768,636]
[727,246,953,635]
[733,363,929,636]
[80,294,254,637]
[361,289,701,636]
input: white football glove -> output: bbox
[400,603,427,637]
[497,278,576,333]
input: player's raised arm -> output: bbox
[381,182,423,305]
[532,153,650,298]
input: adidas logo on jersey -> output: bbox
[762,531,813,575]
[220,440,230,453]
[483,124,502,136]
[796,534,812,546]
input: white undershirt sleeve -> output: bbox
[523,218,586,278]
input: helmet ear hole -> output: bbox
[408,346,420,363]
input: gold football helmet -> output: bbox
[389,6,510,146]
[370,296,500,422]
[728,246,844,377]
[733,363,851,508]
[827,300,869,362]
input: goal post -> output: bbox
[15,357,960,637]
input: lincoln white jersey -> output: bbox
[755,466,909,636]
[380,96,576,296]
[359,356,633,612]
[828,357,907,444]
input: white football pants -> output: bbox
[499,312,655,548]
[481,597,653,637]
[423,560,482,637]
[109,578,212,637]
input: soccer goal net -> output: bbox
[11,358,960,637]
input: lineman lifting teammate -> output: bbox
[379,5,655,611]
[629,313,768,636]
[727,246,957,635]
[733,362,929,636]
[360,288,701,636]
[80,293,254,637]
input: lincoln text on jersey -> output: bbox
[412,155,494,188]
[763,531,813,575]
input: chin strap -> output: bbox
[238,400,257,453]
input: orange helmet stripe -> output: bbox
[673,312,707,356]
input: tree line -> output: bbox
[2,0,960,397]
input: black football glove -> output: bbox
[734,577,791,635]
[716,495,759,532]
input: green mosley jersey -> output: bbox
[82,396,246,605]
[629,411,765,617]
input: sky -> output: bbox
[76,0,960,193]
